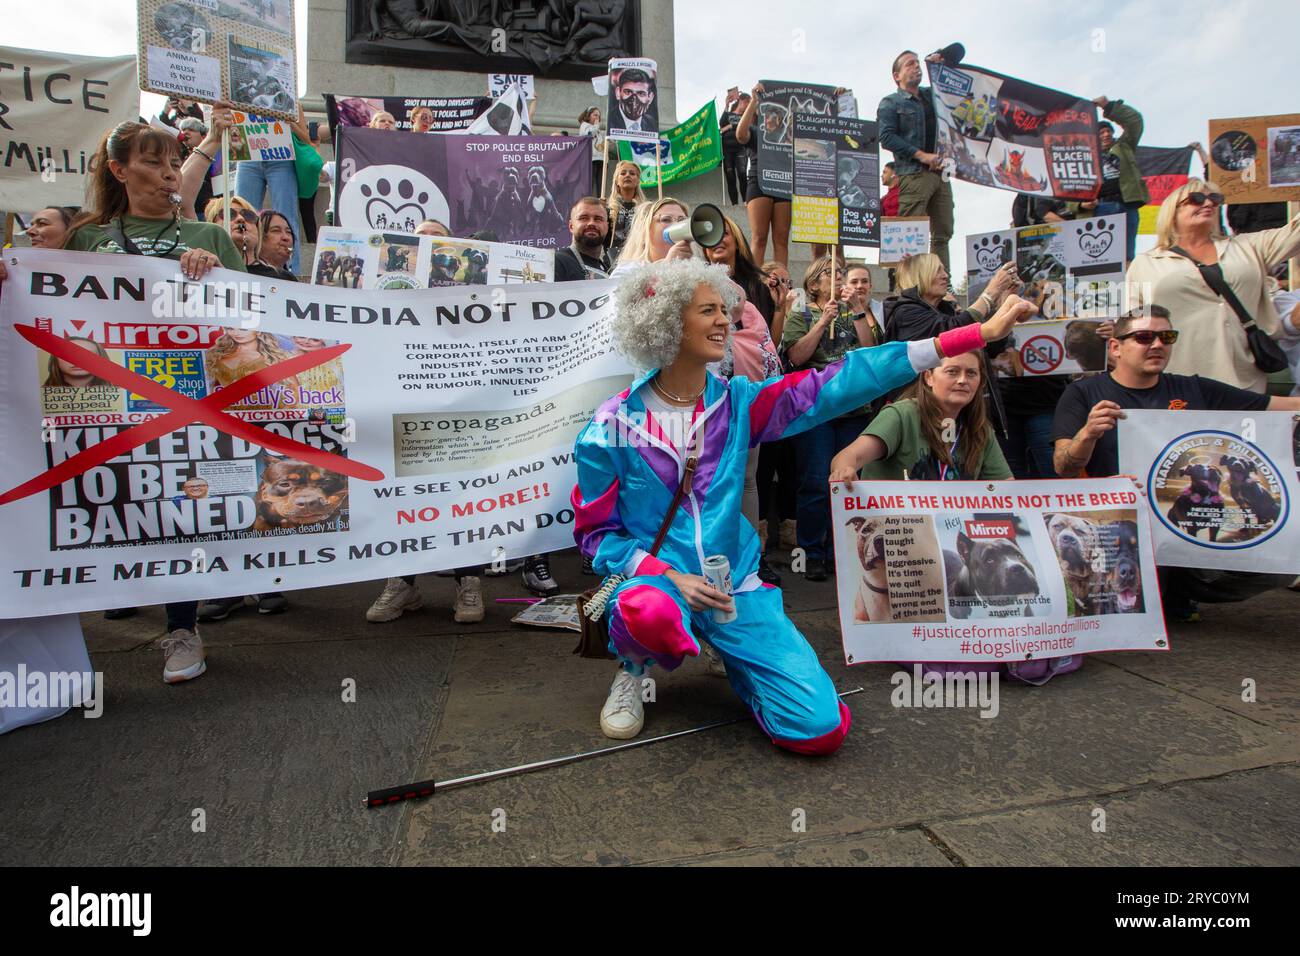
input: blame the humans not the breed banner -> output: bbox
[0,250,632,618]
[1119,410,1300,573]
[830,479,1167,665]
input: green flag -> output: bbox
[617,101,722,189]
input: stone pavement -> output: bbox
[2,551,1297,866]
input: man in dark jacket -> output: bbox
[876,42,965,272]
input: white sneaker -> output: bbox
[600,668,645,739]
[454,576,485,623]
[160,628,206,684]
[701,640,727,678]
[367,577,423,623]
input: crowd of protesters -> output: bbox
[3,53,1300,751]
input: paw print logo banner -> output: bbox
[928,61,1100,200]
[1119,411,1300,573]
[335,127,591,248]
[965,213,1126,322]
[0,249,632,617]
[830,479,1167,665]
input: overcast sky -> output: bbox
[8,0,1298,276]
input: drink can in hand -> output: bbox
[702,554,737,623]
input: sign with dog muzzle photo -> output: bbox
[830,478,1168,665]
[1119,410,1300,573]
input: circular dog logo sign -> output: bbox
[1149,430,1288,548]
[1019,334,1063,374]
[376,273,421,291]
[1211,130,1256,172]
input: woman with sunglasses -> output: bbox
[1125,179,1300,392]
[204,196,260,266]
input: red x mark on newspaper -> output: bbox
[0,325,385,506]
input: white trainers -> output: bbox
[160,628,206,684]
[701,640,728,678]
[453,576,485,623]
[367,577,423,623]
[599,667,645,739]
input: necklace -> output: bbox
[651,374,704,404]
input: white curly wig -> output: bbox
[611,259,742,371]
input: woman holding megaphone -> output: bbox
[573,257,1036,747]
[610,197,698,274]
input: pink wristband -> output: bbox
[938,322,986,358]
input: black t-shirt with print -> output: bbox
[721,109,743,148]
[1098,149,1123,202]
[1052,372,1269,477]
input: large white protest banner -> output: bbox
[1119,410,1300,572]
[830,478,1167,665]
[0,249,632,618]
[0,46,138,210]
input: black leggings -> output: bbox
[165,601,198,632]
[757,437,797,539]
[298,195,318,245]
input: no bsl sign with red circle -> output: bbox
[1020,334,1063,374]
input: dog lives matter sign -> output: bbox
[830,478,1167,664]
[0,249,632,617]
[1119,410,1300,573]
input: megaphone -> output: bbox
[663,203,726,248]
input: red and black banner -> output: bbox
[1136,145,1194,205]
[928,61,1101,200]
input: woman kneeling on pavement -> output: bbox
[572,258,1032,746]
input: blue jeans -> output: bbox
[999,411,1056,479]
[235,159,301,273]
[1095,200,1141,263]
[794,414,872,563]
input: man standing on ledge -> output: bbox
[877,42,965,273]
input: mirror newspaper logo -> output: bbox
[50,886,151,936]
[965,518,1015,540]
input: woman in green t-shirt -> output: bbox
[50,121,244,686]
[830,351,1012,482]
[62,121,245,278]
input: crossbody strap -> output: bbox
[647,410,702,558]
[1170,245,1258,329]
[103,220,145,257]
